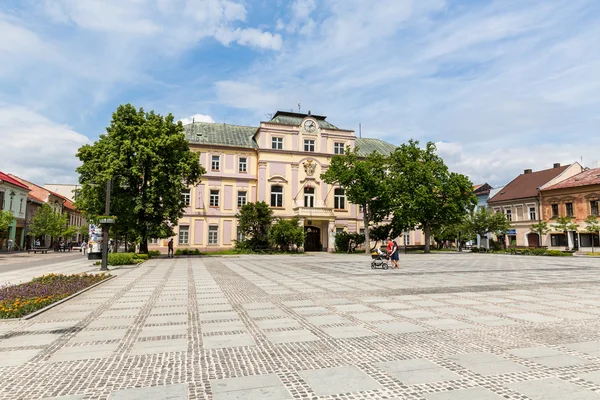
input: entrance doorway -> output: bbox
[304,226,321,251]
[527,233,540,247]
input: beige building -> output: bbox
[150,111,422,252]
[487,163,583,247]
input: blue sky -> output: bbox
[1,0,599,186]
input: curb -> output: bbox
[1,275,116,322]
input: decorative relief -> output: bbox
[303,159,317,176]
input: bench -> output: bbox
[28,246,49,254]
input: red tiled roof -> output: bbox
[473,184,482,190]
[542,168,600,191]
[63,199,76,210]
[28,193,45,203]
[489,165,569,203]
[0,171,30,191]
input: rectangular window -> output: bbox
[211,155,220,171]
[304,139,315,152]
[359,228,365,235]
[565,202,574,217]
[334,143,345,155]
[336,227,344,234]
[592,200,599,216]
[236,228,245,243]
[237,191,247,207]
[149,238,159,244]
[239,157,247,172]
[20,198,23,213]
[505,209,512,222]
[272,137,283,150]
[208,226,218,245]
[334,188,345,209]
[304,187,315,207]
[178,226,189,245]
[271,186,283,207]
[0,191,4,209]
[529,207,536,220]
[552,204,559,217]
[209,190,219,207]
[403,232,410,246]
[181,189,191,206]
[551,234,568,247]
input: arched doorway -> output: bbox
[527,233,540,248]
[304,226,321,251]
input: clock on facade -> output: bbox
[303,120,317,133]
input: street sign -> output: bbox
[507,229,516,235]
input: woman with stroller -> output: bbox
[390,240,400,269]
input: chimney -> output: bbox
[553,163,561,168]
[524,169,532,174]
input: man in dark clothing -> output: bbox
[168,238,174,258]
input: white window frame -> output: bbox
[272,137,283,150]
[403,232,410,246]
[334,142,345,155]
[239,157,247,172]
[237,191,247,207]
[236,227,245,243]
[304,187,315,208]
[208,225,218,245]
[178,226,189,245]
[182,189,191,206]
[334,188,345,210]
[529,207,536,220]
[505,209,512,222]
[271,185,283,207]
[211,155,220,171]
[304,139,315,152]
[209,190,220,207]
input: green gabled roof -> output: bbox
[269,111,339,130]
[184,122,258,148]
[355,138,397,157]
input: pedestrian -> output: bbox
[7,239,13,253]
[168,238,174,258]
[386,236,393,267]
[390,240,400,269]
[35,239,41,247]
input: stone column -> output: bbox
[328,220,336,252]
[257,161,267,202]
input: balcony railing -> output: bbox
[292,207,335,218]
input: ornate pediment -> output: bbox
[268,175,288,184]
[559,196,576,203]
[544,197,560,204]
[585,193,600,200]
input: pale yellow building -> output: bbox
[150,111,421,252]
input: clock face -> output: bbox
[304,120,317,133]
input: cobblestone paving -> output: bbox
[2,253,600,399]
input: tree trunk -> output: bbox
[363,204,370,255]
[113,225,118,253]
[424,222,431,254]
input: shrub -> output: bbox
[175,249,183,256]
[471,247,479,253]
[148,250,160,258]
[508,248,517,255]
[335,232,366,252]
[270,217,305,250]
[490,239,503,251]
[134,254,149,260]
[545,249,573,257]
[531,248,546,256]
[107,253,143,265]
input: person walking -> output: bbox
[167,238,174,258]
[390,240,400,269]
[386,236,393,267]
[7,238,13,253]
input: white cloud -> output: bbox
[0,104,89,185]
[179,114,215,125]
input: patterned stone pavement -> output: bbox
[2,253,600,399]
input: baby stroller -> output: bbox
[371,248,389,269]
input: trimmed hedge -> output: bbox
[175,248,201,256]
[107,253,145,266]
[148,250,161,258]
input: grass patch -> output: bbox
[0,273,110,319]
[586,252,600,256]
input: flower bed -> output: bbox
[0,273,111,319]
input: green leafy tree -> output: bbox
[269,217,305,251]
[235,201,274,250]
[0,210,14,232]
[388,140,476,253]
[27,204,65,239]
[369,224,393,251]
[584,215,600,253]
[334,232,366,253]
[321,148,392,254]
[462,207,512,250]
[553,216,579,249]
[530,221,550,247]
[75,104,204,253]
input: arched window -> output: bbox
[271,185,283,207]
[334,188,345,210]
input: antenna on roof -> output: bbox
[192,117,195,123]
[359,123,362,138]
[298,100,301,112]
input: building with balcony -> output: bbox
[0,171,31,250]
[487,163,583,247]
[540,167,600,250]
[149,111,414,252]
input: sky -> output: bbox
[1,0,599,188]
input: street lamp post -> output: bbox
[100,180,111,272]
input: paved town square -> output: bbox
[2,253,600,399]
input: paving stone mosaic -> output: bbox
[2,253,600,399]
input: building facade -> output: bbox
[149,111,421,252]
[487,163,583,247]
[540,168,600,250]
[0,171,31,250]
